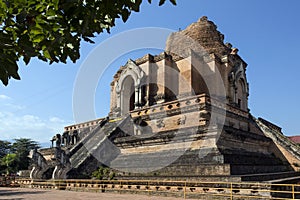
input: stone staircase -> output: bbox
[66,115,132,178]
[255,117,300,170]
[68,123,106,168]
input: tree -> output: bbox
[0,0,176,86]
[0,140,11,158]
[0,140,11,174]
[10,138,40,170]
[1,153,17,174]
[0,138,39,174]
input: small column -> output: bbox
[116,92,121,108]
[134,86,139,108]
[116,80,121,111]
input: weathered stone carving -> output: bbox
[133,116,152,135]
[52,134,61,148]
[52,147,71,179]
[156,119,165,128]
[199,110,211,119]
[29,148,49,179]
[154,93,166,103]
[62,131,71,146]
[70,130,78,145]
[177,115,186,125]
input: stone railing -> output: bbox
[131,94,210,118]
[130,94,248,122]
[16,178,300,199]
[64,118,105,131]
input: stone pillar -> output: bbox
[145,86,149,106]
[134,86,139,108]
[120,92,124,115]
[116,92,121,108]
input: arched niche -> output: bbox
[120,76,135,115]
[115,60,145,116]
[229,62,249,111]
[236,78,247,110]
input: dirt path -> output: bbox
[0,187,188,200]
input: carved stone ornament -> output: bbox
[177,115,186,125]
[115,59,145,94]
[156,119,165,128]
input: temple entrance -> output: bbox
[114,59,145,117]
[121,76,135,115]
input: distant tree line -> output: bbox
[0,138,40,175]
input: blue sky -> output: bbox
[1,0,300,145]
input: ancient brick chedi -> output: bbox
[32,17,300,181]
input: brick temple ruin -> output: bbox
[31,16,300,183]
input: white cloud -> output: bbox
[0,111,72,145]
[0,95,25,111]
[3,103,26,110]
[49,117,65,123]
[0,95,73,146]
[0,95,11,100]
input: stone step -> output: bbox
[265,176,300,183]
[240,171,300,181]
[116,175,242,182]
[231,164,291,175]
[224,154,286,165]
[69,119,109,168]
[68,115,131,172]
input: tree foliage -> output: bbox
[0,0,176,86]
[0,138,40,174]
[1,153,17,174]
[91,166,115,180]
[10,138,40,170]
[0,140,11,158]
